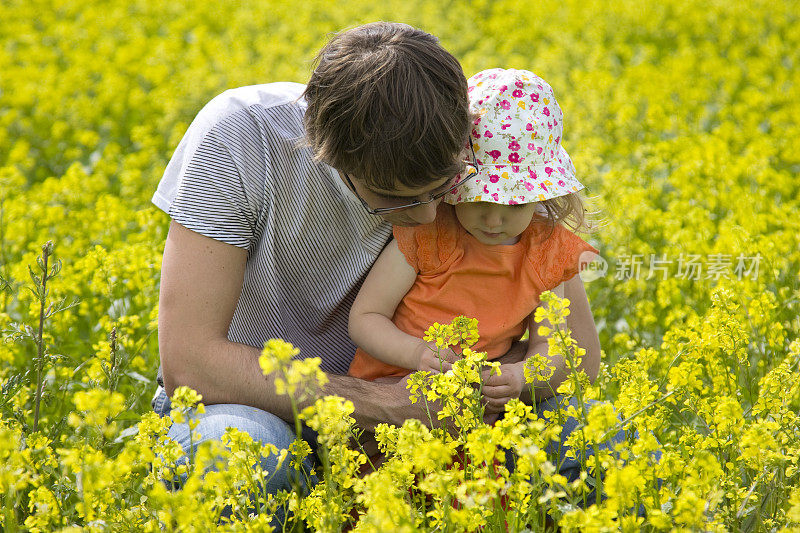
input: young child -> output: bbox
[348,68,599,412]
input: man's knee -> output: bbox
[168,403,296,449]
[165,403,313,494]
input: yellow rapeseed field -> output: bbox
[1,0,799,530]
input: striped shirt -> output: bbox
[152,83,393,376]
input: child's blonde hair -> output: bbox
[538,191,599,235]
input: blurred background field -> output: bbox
[1,0,799,529]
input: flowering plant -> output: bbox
[1,0,799,529]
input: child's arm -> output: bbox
[482,275,601,412]
[349,240,459,373]
[558,274,601,383]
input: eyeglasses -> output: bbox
[343,137,480,216]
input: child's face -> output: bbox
[454,202,538,245]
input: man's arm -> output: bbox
[158,221,430,430]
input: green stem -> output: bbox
[557,325,604,506]
[420,381,436,431]
[3,487,19,533]
[187,413,196,472]
[287,386,315,500]
[600,390,676,440]
[32,242,53,434]
[0,199,9,311]
[289,392,303,442]
[108,326,118,393]
[350,427,377,473]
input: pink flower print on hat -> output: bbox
[442,68,585,206]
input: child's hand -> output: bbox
[482,362,526,414]
[415,341,460,374]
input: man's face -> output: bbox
[342,173,454,226]
[338,139,479,226]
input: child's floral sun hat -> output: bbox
[445,68,585,205]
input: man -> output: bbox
[152,21,604,498]
[153,21,473,491]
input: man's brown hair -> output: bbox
[303,22,470,190]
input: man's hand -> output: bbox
[416,341,460,374]
[355,371,446,430]
[481,361,526,414]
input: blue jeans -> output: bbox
[152,388,632,513]
[152,387,316,523]
[506,395,627,507]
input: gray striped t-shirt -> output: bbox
[153,82,393,376]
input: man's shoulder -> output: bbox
[191,82,307,134]
[210,82,307,113]
[153,82,309,214]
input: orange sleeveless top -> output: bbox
[348,203,597,381]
